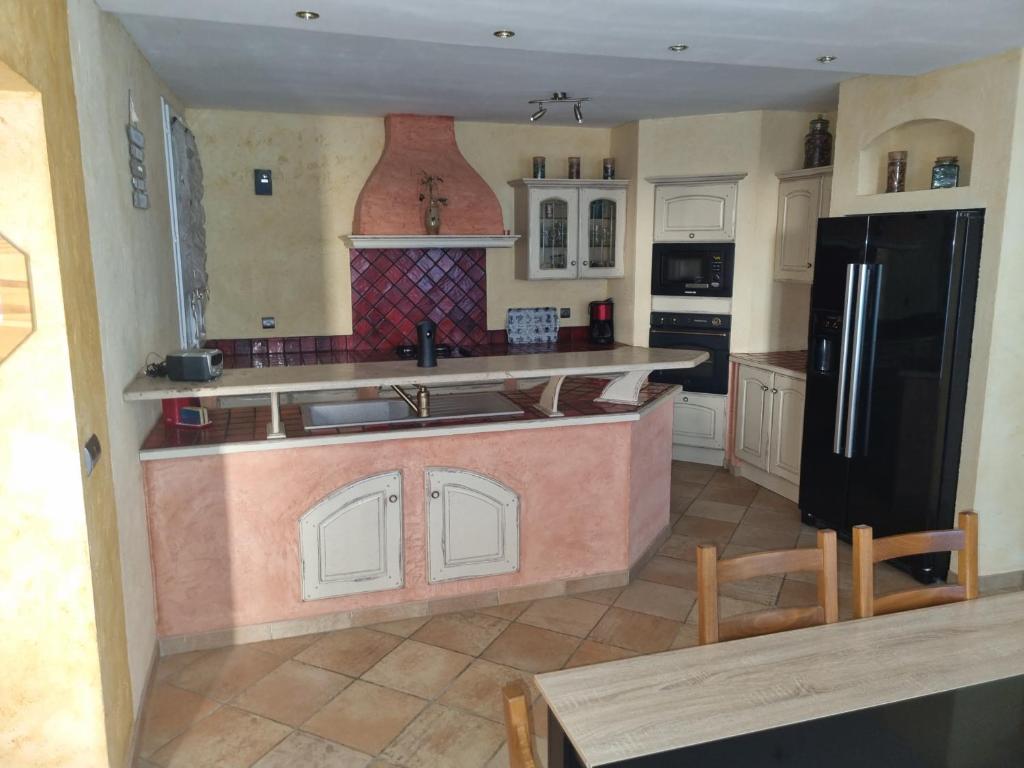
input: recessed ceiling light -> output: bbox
[668,44,689,52]
[295,10,320,21]
[494,29,515,39]
[817,55,837,63]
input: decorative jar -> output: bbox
[931,156,959,189]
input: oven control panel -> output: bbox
[650,312,732,331]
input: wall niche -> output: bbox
[857,119,974,196]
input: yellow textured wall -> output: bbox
[186,108,615,338]
[0,2,132,766]
[67,0,184,714]
[831,50,1024,576]
[612,110,824,351]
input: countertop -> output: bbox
[124,345,709,401]
[535,592,1024,767]
[139,377,677,460]
[730,349,807,379]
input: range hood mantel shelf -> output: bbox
[341,234,519,249]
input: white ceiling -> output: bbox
[100,0,1024,126]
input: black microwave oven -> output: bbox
[651,242,734,297]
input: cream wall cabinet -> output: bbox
[653,182,738,242]
[734,364,806,483]
[510,179,627,280]
[426,468,520,582]
[773,167,832,283]
[299,471,403,600]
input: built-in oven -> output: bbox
[649,312,730,394]
[651,242,734,297]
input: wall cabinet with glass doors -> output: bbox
[510,179,627,280]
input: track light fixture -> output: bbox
[527,92,592,123]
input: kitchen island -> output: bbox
[128,346,707,653]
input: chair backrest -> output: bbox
[697,529,839,645]
[502,681,538,768]
[852,510,978,619]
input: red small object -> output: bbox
[163,397,200,425]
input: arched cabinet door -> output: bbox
[426,468,520,583]
[299,471,403,600]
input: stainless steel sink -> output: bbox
[301,392,523,430]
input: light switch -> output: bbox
[82,434,102,476]
[254,169,272,196]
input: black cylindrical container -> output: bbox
[416,320,437,368]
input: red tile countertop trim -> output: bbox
[142,377,673,451]
[729,350,807,378]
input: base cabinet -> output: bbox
[299,471,404,600]
[734,364,805,483]
[426,468,520,582]
[673,392,726,449]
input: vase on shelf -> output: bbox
[803,115,833,169]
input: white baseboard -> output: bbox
[672,445,725,466]
[732,460,799,502]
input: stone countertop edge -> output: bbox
[124,346,709,401]
[137,384,680,461]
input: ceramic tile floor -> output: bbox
[136,462,927,768]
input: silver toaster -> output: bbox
[165,349,224,381]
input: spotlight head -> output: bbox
[573,102,583,124]
[530,106,547,122]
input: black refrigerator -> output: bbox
[799,209,983,583]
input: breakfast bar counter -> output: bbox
[536,592,1024,767]
[132,346,706,653]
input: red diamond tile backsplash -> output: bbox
[349,248,488,351]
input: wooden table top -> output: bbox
[535,592,1024,767]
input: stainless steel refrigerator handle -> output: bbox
[845,264,871,458]
[833,264,857,454]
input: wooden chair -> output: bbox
[852,510,978,619]
[696,529,839,644]
[502,681,538,768]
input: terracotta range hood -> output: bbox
[343,114,517,249]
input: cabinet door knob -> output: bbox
[582,260,589,266]
[688,233,695,239]
[761,385,769,391]
[771,388,778,394]
[388,494,398,503]
[682,396,689,402]
[571,260,577,266]
[431,490,440,499]
[807,262,813,268]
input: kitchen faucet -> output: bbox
[391,384,430,418]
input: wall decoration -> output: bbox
[0,234,32,362]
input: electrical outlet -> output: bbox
[261,316,276,329]
[559,307,571,319]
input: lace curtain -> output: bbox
[169,116,208,348]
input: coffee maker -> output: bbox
[588,299,614,344]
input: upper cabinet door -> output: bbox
[299,471,403,601]
[768,373,806,485]
[526,186,579,280]
[774,176,822,283]
[578,186,626,278]
[426,468,519,582]
[734,364,774,471]
[654,183,737,242]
